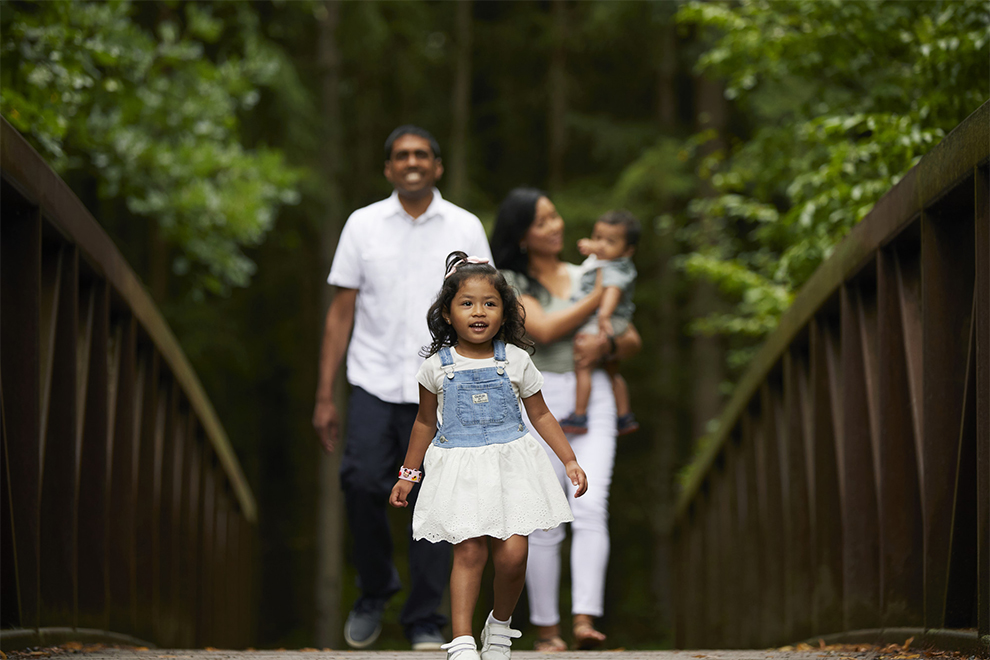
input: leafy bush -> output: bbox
[1,0,302,295]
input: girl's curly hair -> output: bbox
[421,251,533,358]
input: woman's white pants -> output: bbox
[521,369,617,626]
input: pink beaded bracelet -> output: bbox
[398,466,422,483]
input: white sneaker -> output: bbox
[442,635,481,660]
[480,618,522,660]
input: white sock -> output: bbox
[487,611,511,626]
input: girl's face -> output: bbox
[443,276,504,356]
[521,196,564,258]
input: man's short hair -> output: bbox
[384,125,442,160]
[598,209,642,248]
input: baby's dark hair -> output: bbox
[598,209,642,248]
[422,251,533,357]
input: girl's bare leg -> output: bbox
[490,535,528,620]
[451,538,488,638]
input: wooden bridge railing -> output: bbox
[673,101,989,653]
[1,118,257,649]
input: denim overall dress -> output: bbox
[411,341,574,544]
[433,340,529,449]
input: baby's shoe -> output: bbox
[616,413,640,436]
[480,612,522,660]
[442,635,481,660]
[559,412,589,434]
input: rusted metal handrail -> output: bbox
[673,101,989,652]
[1,118,257,649]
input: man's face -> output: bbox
[384,134,443,200]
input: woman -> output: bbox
[490,188,642,651]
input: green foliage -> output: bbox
[1,0,302,295]
[666,0,989,358]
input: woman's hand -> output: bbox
[574,324,642,368]
[565,460,588,497]
[574,332,609,369]
[390,480,415,508]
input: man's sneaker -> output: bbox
[616,413,640,436]
[480,615,522,660]
[442,635,481,660]
[343,603,384,649]
[559,412,589,434]
[410,626,446,651]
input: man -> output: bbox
[313,125,492,650]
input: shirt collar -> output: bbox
[387,188,444,223]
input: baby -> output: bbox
[559,210,640,436]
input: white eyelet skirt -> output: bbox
[412,432,574,545]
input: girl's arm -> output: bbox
[519,284,603,345]
[522,391,588,497]
[390,386,439,508]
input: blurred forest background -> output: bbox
[2,0,987,649]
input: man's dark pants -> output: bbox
[339,386,450,638]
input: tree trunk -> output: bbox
[649,23,683,631]
[691,74,728,441]
[656,21,678,129]
[148,221,169,304]
[547,0,567,192]
[649,230,679,637]
[315,0,345,649]
[448,0,473,205]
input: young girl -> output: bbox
[390,252,588,660]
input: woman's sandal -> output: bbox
[572,621,606,650]
[533,636,568,653]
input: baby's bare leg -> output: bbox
[605,361,630,417]
[574,365,593,416]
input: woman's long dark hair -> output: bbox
[490,187,546,294]
[422,251,533,357]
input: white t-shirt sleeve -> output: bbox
[509,346,544,399]
[327,212,363,288]
[416,354,443,394]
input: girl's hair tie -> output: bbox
[445,255,490,279]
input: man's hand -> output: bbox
[313,287,357,454]
[313,398,340,453]
[390,480,415,508]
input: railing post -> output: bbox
[39,242,79,628]
[921,179,979,629]
[1,190,42,630]
[976,163,990,645]
[840,283,881,631]
[77,278,111,632]
[877,244,925,626]
[810,316,843,635]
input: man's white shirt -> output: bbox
[327,188,493,404]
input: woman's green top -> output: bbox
[502,264,585,374]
